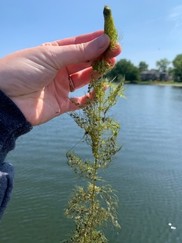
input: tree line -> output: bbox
[106,54,182,83]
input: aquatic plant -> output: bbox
[64,6,123,243]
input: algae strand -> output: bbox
[64,6,123,243]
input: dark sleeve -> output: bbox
[0,90,32,218]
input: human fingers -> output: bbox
[69,67,99,91]
[105,43,122,59]
[66,47,120,75]
[50,34,110,68]
[68,56,118,92]
[68,81,108,111]
[42,31,121,60]
[68,91,95,111]
[64,42,121,76]
[66,62,92,75]
[43,30,104,46]
[65,55,118,76]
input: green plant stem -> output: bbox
[64,6,122,243]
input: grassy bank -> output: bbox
[125,80,182,87]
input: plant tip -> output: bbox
[103,5,111,16]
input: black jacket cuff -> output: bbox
[0,90,32,163]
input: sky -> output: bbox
[0,0,182,69]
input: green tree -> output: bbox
[107,59,140,82]
[173,54,182,82]
[156,58,170,72]
[138,61,148,72]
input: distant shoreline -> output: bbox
[125,81,182,87]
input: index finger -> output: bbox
[52,30,104,46]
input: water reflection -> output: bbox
[1,84,182,243]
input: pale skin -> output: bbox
[0,30,121,126]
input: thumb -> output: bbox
[50,34,110,68]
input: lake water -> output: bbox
[0,84,182,243]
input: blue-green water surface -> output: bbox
[1,84,182,243]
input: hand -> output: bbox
[0,31,121,125]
